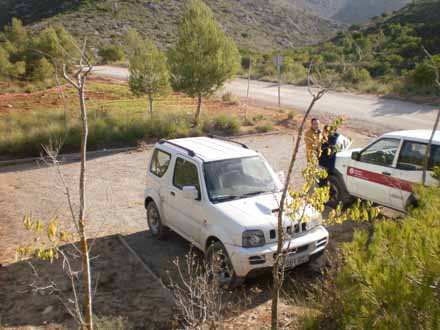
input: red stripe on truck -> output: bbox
[347,166,413,193]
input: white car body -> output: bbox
[144,137,329,279]
[333,130,440,212]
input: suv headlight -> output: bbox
[242,230,265,248]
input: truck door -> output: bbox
[394,141,440,210]
[346,137,401,208]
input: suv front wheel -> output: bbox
[146,201,167,239]
[206,241,244,289]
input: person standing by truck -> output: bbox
[305,118,322,163]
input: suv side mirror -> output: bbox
[351,151,361,161]
[182,186,199,200]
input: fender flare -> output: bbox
[144,188,164,220]
[202,224,236,253]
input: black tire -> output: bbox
[327,175,352,209]
[206,241,244,290]
[146,201,167,239]
[405,194,419,213]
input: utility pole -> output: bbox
[273,54,283,109]
[245,56,252,122]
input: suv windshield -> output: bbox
[204,156,278,203]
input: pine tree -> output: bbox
[169,0,240,125]
[128,37,170,119]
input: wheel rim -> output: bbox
[210,249,233,286]
[148,206,160,234]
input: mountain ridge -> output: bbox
[0,0,340,52]
[289,0,410,23]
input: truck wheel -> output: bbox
[327,175,352,208]
[405,194,419,212]
[146,201,167,239]
[206,241,244,290]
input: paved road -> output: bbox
[93,65,439,132]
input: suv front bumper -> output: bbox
[225,225,329,278]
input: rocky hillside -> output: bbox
[291,0,410,23]
[0,0,340,52]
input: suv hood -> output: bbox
[213,192,320,229]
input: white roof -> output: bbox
[383,130,440,144]
[161,137,259,162]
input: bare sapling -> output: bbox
[17,39,95,330]
[169,251,226,330]
[271,62,329,330]
[61,39,94,330]
[270,62,380,330]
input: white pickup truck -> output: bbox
[144,136,329,287]
[328,130,440,212]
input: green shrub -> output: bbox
[204,115,241,135]
[410,60,438,87]
[255,122,273,133]
[222,92,239,105]
[307,177,440,330]
[98,44,125,64]
[32,58,55,81]
[287,110,296,120]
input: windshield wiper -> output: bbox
[212,195,241,202]
[240,190,268,198]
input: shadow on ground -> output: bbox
[0,225,332,329]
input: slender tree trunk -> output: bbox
[148,93,154,121]
[195,92,202,126]
[422,109,440,185]
[78,85,93,330]
[271,94,322,330]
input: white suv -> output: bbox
[144,136,329,286]
[329,130,440,212]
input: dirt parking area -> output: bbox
[0,131,371,329]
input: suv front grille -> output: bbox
[269,223,308,240]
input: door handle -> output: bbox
[170,191,175,196]
[382,171,391,176]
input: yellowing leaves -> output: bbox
[20,215,72,263]
[47,218,58,241]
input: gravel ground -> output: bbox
[0,131,371,329]
[0,131,370,266]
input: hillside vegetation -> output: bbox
[1,0,339,52]
[295,0,410,24]
[249,0,440,100]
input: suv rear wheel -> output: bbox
[146,201,167,239]
[206,241,244,289]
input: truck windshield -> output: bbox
[204,156,278,203]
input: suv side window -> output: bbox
[150,149,171,177]
[397,140,427,171]
[173,157,200,192]
[360,138,400,167]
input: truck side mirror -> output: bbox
[351,151,361,161]
[182,186,199,200]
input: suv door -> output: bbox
[346,137,401,208]
[163,156,204,245]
